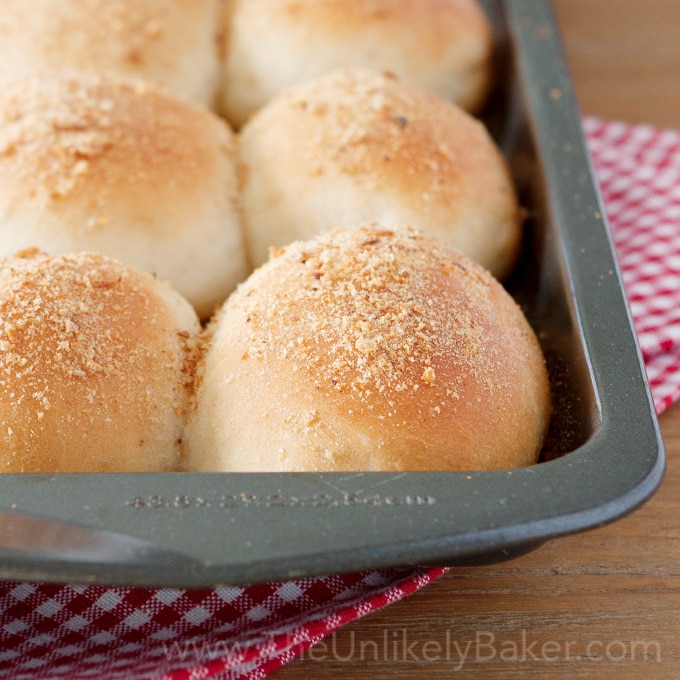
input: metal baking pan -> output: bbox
[0,0,664,588]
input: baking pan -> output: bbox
[0,0,664,587]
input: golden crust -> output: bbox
[0,0,221,108]
[238,69,521,278]
[0,250,200,472]
[219,0,493,127]
[184,225,551,473]
[0,70,248,318]
[0,70,223,214]
[275,0,490,46]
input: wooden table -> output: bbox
[271,2,680,678]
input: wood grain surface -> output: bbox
[271,1,680,678]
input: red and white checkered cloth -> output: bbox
[584,116,680,413]
[0,117,679,680]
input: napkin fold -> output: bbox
[0,117,679,680]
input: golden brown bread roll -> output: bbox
[237,68,522,280]
[183,224,551,473]
[0,69,248,319]
[218,0,493,128]
[0,250,200,473]
[0,0,222,109]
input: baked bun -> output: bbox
[237,69,521,280]
[184,225,551,473]
[0,250,200,473]
[0,70,248,319]
[0,0,222,109]
[219,0,493,128]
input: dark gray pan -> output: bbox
[0,0,664,587]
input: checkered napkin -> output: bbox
[584,116,680,413]
[0,116,679,680]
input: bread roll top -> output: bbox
[219,0,493,127]
[0,69,248,318]
[0,70,227,225]
[0,0,222,108]
[238,68,521,279]
[0,249,200,472]
[185,225,551,472]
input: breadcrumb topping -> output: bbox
[227,225,498,418]
[3,251,139,377]
[0,70,225,210]
[0,250,197,471]
[280,69,496,208]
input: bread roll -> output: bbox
[0,69,248,319]
[237,69,521,280]
[0,0,222,109]
[0,249,200,473]
[219,0,493,128]
[184,225,551,473]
